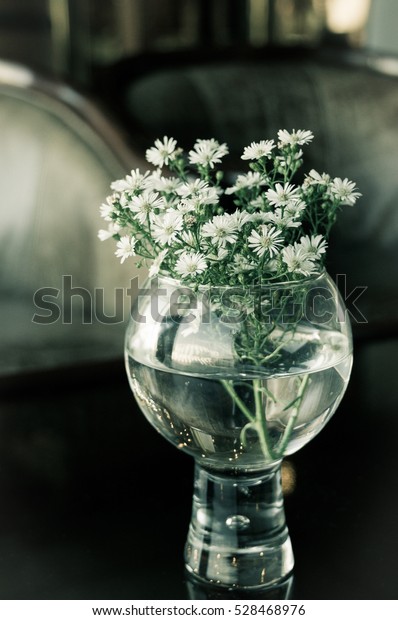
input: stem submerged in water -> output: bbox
[221,373,309,463]
[252,378,279,461]
[276,373,309,455]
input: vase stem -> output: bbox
[184,463,294,589]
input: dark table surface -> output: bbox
[0,335,397,600]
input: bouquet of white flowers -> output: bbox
[99,129,360,287]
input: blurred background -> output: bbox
[0,0,395,86]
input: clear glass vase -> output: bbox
[125,271,352,591]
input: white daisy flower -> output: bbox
[149,172,182,194]
[151,210,183,246]
[304,169,331,187]
[176,179,209,198]
[115,235,137,264]
[178,230,197,249]
[111,169,150,193]
[118,193,130,208]
[175,251,208,278]
[148,248,168,278]
[229,254,255,274]
[176,199,196,214]
[262,208,301,229]
[248,225,284,257]
[284,199,306,218]
[277,129,314,147]
[297,234,327,259]
[201,214,239,247]
[241,140,275,160]
[146,136,178,168]
[281,245,317,276]
[176,179,220,205]
[188,139,229,169]
[263,258,279,273]
[128,191,165,225]
[253,211,271,223]
[100,196,116,221]
[225,172,266,195]
[207,247,229,262]
[329,177,362,206]
[266,183,300,207]
[98,222,121,241]
[248,196,266,212]
[230,209,255,228]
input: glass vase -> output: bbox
[125,271,352,591]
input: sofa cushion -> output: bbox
[0,65,141,379]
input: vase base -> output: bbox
[185,568,294,600]
[184,528,294,590]
[184,463,294,589]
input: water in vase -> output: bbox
[126,329,352,470]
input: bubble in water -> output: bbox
[226,515,250,530]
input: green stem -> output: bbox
[252,378,279,461]
[276,373,310,456]
[221,379,277,461]
[220,380,254,423]
[240,421,256,447]
[221,372,310,463]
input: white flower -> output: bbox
[148,248,168,278]
[151,210,183,245]
[281,245,317,276]
[178,230,197,249]
[229,254,255,274]
[248,225,284,257]
[201,214,239,247]
[128,191,165,225]
[98,222,121,241]
[249,196,266,211]
[175,251,208,278]
[178,194,218,214]
[284,199,306,218]
[329,177,361,206]
[100,196,116,221]
[207,247,229,262]
[176,179,220,205]
[263,258,279,273]
[115,235,136,264]
[111,169,150,193]
[188,139,228,169]
[177,179,208,197]
[266,183,299,207]
[225,172,266,195]
[176,199,196,214]
[231,209,255,228]
[148,172,182,194]
[262,208,301,229]
[241,140,275,160]
[277,129,314,147]
[100,129,360,285]
[146,136,178,168]
[305,169,331,186]
[297,234,327,259]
